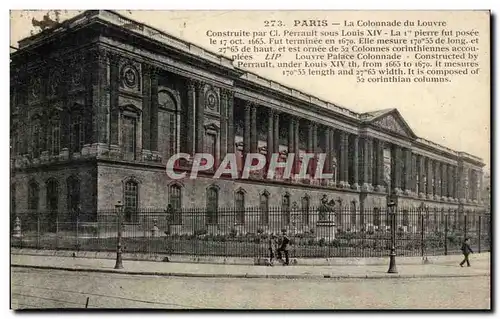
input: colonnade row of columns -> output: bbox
[143,71,481,203]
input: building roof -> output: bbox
[12,10,485,165]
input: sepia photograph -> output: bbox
[9,6,491,310]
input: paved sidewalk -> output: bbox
[11,253,490,280]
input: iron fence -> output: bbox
[11,207,490,259]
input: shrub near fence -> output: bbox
[11,207,491,259]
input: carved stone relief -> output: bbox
[373,114,409,137]
[119,58,141,93]
[204,89,220,114]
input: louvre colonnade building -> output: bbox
[10,10,485,229]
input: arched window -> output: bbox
[259,191,269,225]
[206,186,219,224]
[301,195,310,224]
[158,90,180,161]
[350,201,357,227]
[235,189,245,224]
[359,205,365,226]
[47,113,61,156]
[67,176,80,222]
[124,179,139,222]
[373,207,381,227]
[403,209,409,227]
[70,110,84,154]
[28,180,39,211]
[46,179,59,211]
[336,199,343,227]
[282,193,290,225]
[169,184,182,225]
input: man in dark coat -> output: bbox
[460,237,474,267]
[276,229,291,266]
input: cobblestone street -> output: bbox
[11,267,490,309]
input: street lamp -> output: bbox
[387,198,398,274]
[114,200,124,269]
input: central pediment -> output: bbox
[361,108,416,139]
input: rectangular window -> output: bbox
[70,114,84,154]
[205,133,216,167]
[122,116,136,161]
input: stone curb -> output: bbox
[11,263,490,280]
[10,248,491,266]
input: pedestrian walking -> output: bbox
[268,233,278,266]
[460,237,474,267]
[276,229,291,266]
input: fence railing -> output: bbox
[11,207,491,259]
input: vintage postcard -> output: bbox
[9,9,490,310]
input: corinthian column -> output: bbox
[273,112,280,154]
[447,164,453,200]
[426,157,433,199]
[226,91,235,154]
[403,148,412,195]
[339,130,349,188]
[194,81,205,154]
[186,80,196,155]
[250,104,258,154]
[392,145,403,195]
[373,139,383,192]
[266,108,274,167]
[243,102,251,158]
[351,134,359,190]
[418,155,426,198]
[440,162,447,201]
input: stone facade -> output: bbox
[10,10,486,227]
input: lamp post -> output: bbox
[387,198,398,274]
[114,201,124,269]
